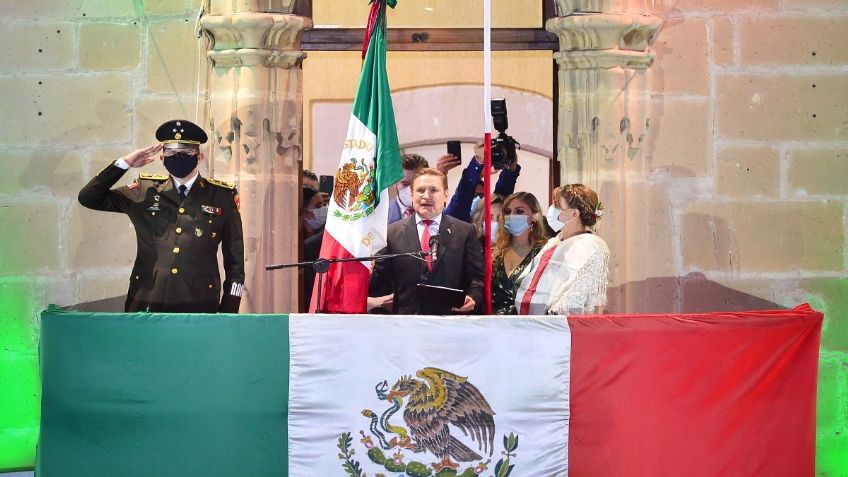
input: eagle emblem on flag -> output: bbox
[337,367,520,477]
[332,157,376,221]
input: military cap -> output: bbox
[155,119,208,150]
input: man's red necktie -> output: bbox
[420,219,434,271]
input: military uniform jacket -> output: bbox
[79,162,245,313]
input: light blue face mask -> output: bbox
[470,195,482,217]
[546,205,566,232]
[504,214,531,236]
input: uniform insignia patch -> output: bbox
[234,194,240,212]
[207,178,235,189]
[202,205,222,216]
[139,173,169,181]
[147,195,162,211]
[230,283,244,297]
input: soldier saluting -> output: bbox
[79,119,245,313]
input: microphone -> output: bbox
[428,234,440,262]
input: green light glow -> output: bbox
[807,279,848,477]
[0,279,40,471]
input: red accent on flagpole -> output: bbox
[362,0,382,60]
[483,132,492,315]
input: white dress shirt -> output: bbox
[415,213,442,245]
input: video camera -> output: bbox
[490,98,520,170]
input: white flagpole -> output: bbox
[483,0,492,131]
[483,0,493,314]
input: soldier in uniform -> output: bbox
[78,119,245,313]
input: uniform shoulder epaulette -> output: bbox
[207,178,235,189]
[138,173,169,181]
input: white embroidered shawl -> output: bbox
[515,233,610,315]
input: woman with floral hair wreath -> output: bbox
[515,183,609,315]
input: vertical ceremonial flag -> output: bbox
[310,0,402,313]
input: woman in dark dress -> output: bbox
[491,192,548,315]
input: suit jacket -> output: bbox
[388,199,402,224]
[78,162,245,313]
[369,214,484,315]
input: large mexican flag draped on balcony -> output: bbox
[38,306,822,476]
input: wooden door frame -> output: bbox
[295,0,561,190]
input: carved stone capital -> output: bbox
[554,49,654,69]
[556,0,612,15]
[201,13,311,68]
[207,49,306,68]
[546,13,662,52]
[208,0,297,15]
[554,0,656,15]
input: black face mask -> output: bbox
[163,153,199,178]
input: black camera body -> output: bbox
[490,98,520,170]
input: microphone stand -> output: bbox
[265,251,432,313]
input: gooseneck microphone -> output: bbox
[428,234,440,262]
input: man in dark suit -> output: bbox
[369,168,484,314]
[78,119,245,313]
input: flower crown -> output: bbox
[563,184,605,220]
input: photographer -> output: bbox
[444,139,521,223]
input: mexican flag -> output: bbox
[310,0,403,313]
[37,305,822,476]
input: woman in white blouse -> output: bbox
[515,184,609,315]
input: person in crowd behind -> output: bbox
[443,140,521,222]
[515,184,609,315]
[492,192,548,315]
[302,185,329,310]
[470,194,504,246]
[78,119,244,313]
[302,185,327,240]
[302,169,320,190]
[388,153,430,224]
[369,168,484,314]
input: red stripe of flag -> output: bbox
[568,304,822,476]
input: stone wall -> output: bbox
[0,0,207,469]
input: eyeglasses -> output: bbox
[414,186,444,197]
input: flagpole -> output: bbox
[482,0,493,315]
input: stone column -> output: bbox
[547,0,665,312]
[200,1,312,313]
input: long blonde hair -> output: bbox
[494,192,547,258]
